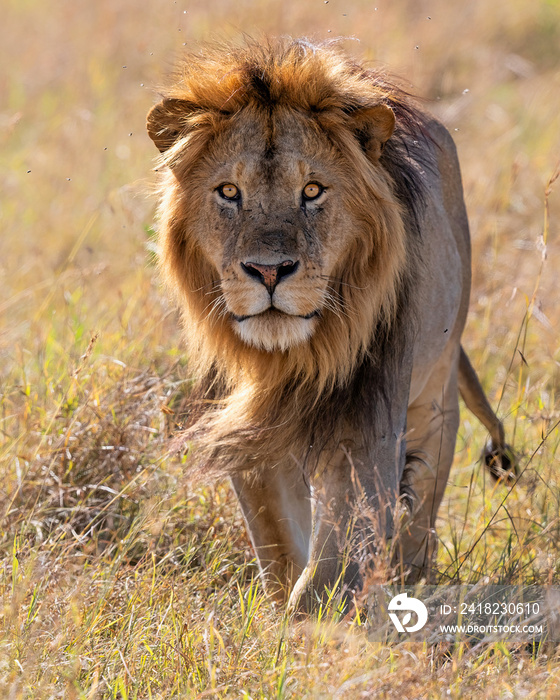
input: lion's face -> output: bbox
[148,46,401,369]
[185,109,359,352]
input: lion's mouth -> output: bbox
[232,308,319,323]
[230,306,320,351]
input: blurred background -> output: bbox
[2,0,559,382]
[1,0,560,695]
[2,0,560,603]
[2,0,559,377]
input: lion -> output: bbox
[146,38,514,611]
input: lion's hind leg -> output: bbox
[458,346,517,483]
[396,347,462,582]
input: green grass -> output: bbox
[2,0,560,696]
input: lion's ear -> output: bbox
[353,103,395,161]
[147,98,195,153]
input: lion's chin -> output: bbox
[232,310,318,352]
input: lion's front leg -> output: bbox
[288,417,408,614]
[231,463,312,603]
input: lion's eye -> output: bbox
[218,183,240,200]
[302,182,324,201]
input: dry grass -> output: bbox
[1,0,560,697]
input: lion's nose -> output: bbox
[240,260,299,295]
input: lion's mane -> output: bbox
[151,38,434,476]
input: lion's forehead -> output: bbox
[210,109,338,187]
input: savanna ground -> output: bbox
[1,0,560,697]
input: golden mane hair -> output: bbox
[149,38,432,476]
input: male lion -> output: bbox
[147,38,513,611]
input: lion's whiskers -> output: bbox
[191,279,221,294]
[322,285,356,321]
[204,293,228,324]
[319,275,368,291]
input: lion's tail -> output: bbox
[458,346,517,484]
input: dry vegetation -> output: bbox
[1,0,560,697]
